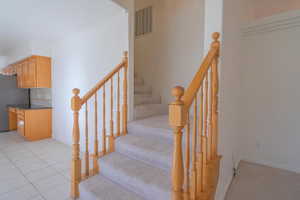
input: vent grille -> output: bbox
[135,6,153,37]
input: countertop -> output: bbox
[7,104,52,110]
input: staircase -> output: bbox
[134,73,166,119]
[70,32,221,200]
[80,115,172,200]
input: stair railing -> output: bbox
[169,33,221,200]
[70,51,128,199]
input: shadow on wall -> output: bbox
[0,75,28,131]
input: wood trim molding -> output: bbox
[242,9,300,37]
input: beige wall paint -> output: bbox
[135,0,205,105]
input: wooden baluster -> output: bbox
[204,75,211,161]
[84,103,89,177]
[183,113,190,200]
[71,88,82,198]
[191,96,198,200]
[169,86,186,200]
[93,93,99,174]
[117,71,121,137]
[109,78,115,152]
[211,33,220,158]
[202,84,209,192]
[102,84,106,155]
[122,51,128,135]
[197,88,204,194]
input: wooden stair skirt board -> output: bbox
[69,32,221,200]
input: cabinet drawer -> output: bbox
[8,107,16,113]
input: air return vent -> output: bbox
[135,6,153,37]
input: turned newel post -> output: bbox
[169,86,187,200]
[122,51,128,135]
[71,88,82,199]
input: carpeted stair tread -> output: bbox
[80,175,143,200]
[128,115,173,140]
[99,152,171,200]
[115,133,172,170]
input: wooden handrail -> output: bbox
[81,52,128,104]
[183,33,220,110]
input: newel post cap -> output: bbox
[171,86,184,104]
[169,86,186,128]
[211,32,221,49]
[71,88,82,111]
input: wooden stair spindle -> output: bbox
[117,71,121,137]
[183,113,190,200]
[197,88,204,195]
[93,93,99,173]
[190,96,198,200]
[204,75,211,161]
[122,51,128,135]
[109,78,115,152]
[211,33,220,158]
[169,86,186,200]
[84,103,89,177]
[71,88,82,199]
[102,84,106,155]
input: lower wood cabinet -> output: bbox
[9,108,52,141]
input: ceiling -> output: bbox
[0,0,122,54]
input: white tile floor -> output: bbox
[0,131,72,200]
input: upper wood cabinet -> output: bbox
[4,55,52,88]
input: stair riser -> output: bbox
[115,138,172,171]
[128,123,173,140]
[134,96,161,105]
[134,105,167,120]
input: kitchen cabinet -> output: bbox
[2,55,51,88]
[9,107,52,141]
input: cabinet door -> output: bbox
[16,64,23,88]
[8,110,17,131]
[22,61,29,88]
[24,59,36,88]
[36,57,51,88]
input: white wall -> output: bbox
[52,9,128,146]
[0,56,7,69]
[4,40,52,65]
[240,10,300,173]
[208,0,249,199]
[135,0,205,105]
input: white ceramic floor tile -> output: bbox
[14,159,49,174]
[51,161,71,172]
[0,184,40,200]
[25,166,59,182]
[0,132,72,199]
[32,174,69,192]
[0,175,30,194]
[40,182,70,200]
